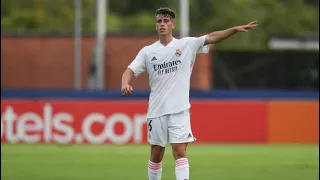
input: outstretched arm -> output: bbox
[204,21,258,45]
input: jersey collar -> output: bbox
[158,37,176,47]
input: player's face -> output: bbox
[156,14,175,35]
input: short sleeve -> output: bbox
[128,47,147,77]
[186,35,210,54]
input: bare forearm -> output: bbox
[205,27,238,45]
[122,68,134,86]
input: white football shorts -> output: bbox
[147,109,196,147]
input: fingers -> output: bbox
[246,21,258,30]
[127,89,133,95]
[244,22,258,31]
[121,89,126,96]
[248,25,257,29]
[248,21,258,25]
[122,89,130,96]
[251,23,258,28]
[121,88,127,96]
[122,90,130,96]
[121,86,133,96]
[238,21,258,33]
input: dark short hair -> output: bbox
[155,7,175,19]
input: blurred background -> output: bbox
[1,0,319,180]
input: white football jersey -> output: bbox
[128,35,209,118]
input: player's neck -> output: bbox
[159,35,173,46]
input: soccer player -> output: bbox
[121,7,257,180]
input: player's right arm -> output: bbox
[121,47,147,96]
[121,69,134,96]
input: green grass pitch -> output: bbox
[1,144,319,180]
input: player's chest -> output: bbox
[146,45,186,66]
[145,46,190,75]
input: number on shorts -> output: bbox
[148,120,153,132]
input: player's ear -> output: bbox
[172,19,176,29]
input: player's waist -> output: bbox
[146,103,191,119]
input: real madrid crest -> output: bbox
[175,49,181,57]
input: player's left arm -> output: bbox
[204,21,258,45]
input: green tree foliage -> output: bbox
[1,0,318,49]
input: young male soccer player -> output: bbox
[121,7,257,180]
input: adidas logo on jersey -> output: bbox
[151,56,157,61]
